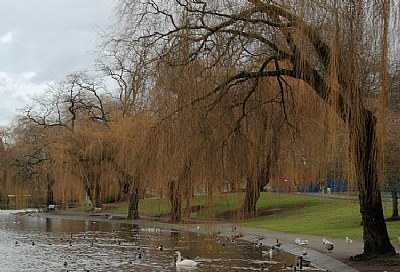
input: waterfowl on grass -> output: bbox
[174,251,199,267]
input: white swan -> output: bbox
[174,251,199,267]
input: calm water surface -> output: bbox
[0,210,297,271]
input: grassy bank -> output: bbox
[100,192,399,245]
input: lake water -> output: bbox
[0,210,299,271]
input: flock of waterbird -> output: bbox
[4,227,355,271]
[10,218,400,271]
[12,228,198,270]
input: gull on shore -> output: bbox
[295,238,309,245]
[322,238,331,245]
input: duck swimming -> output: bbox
[174,251,199,267]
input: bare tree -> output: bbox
[25,72,110,131]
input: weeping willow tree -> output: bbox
[14,72,114,209]
[113,0,398,256]
[0,120,51,207]
[106,114,155,219]
[148,34,223,221]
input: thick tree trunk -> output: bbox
[168,179,182,222]
[169,163,192,222]
[391,190,399,218]
[358,187,395,256]
[353,110,395,257]
[118,177,130,202]
[242,167,269,218]
[242,176,261,218]
[127,182,140,220]
[125,174,140,219]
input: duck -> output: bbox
[252,237,262,247]
[255,242,263,248]
[346,237,353,244]
[174,251,199,267]
[296,255,311,268]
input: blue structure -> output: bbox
[298,178,349,193]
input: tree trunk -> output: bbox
[168,179,182,222]
[127,181,140,220]
[241,121,278,218]
[169,163,191,222]
[391,190,399,218]
[352,110,395,257]
[242,176,260,218]
[242,166,270,218]
[118,174,131,202]
[46,173,55,205]
[124,174,140,219]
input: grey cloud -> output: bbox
[0,0,116,125]
[0,0,115,81]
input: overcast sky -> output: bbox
[0,0,116,127]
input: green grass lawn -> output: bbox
[100,192,400,245]
[243,192,400,246]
